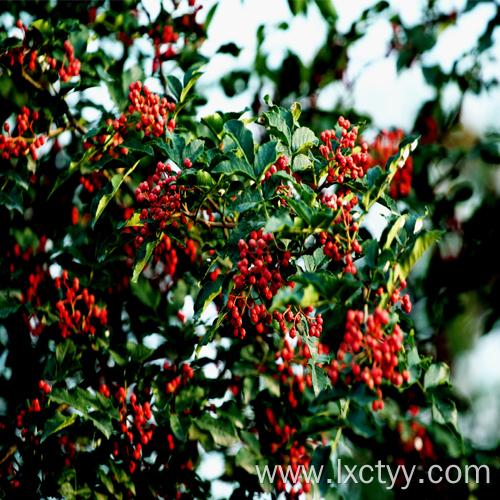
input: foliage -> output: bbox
[1,1,500,500]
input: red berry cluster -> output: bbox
[127,82,176,137]
[319,117,368,184]
[398,419,437,460]
[148,24,180,73]
[363,128,413,199]
[329,307,410,410]
[390,277,412,313]
[318,189,361,274]
[55,270,108,338]
[79,171,106,193]
[134,161,187,243]
[16,381,51,444]
[165,362,195,395]
[263,155,289,181]
[2,21,80,83]
[58,435,77,467]
[273,305,323,339]
[0,107,45,161]
[265,408,312,498]
[226,229,290,338]
[104,386,155,474]
[57,39,81,82]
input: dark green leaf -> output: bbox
[292,127,318,155]
[212,157,255,180]
[254,141,279,178]
[224,120,254,164]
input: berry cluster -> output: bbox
[319,117,368,184]
[79,171,106,193]
[265,408,312,498]
[329,307,410,410]
[226,229,290,338]
[273,306,323,339]
[16,381,51,444]
[363,128,413,199]
[389,277,412,313]
[263,155,289,181]
[55,270,108,338]
[318,189,362,274]
[0,107,45,161]
[1,21,80,83]
[134,161,187,243]
[148,24,180,73]
[127,82,176,137]
[56,39,81,82]
[105,386,155,474]
[165,362,195,395]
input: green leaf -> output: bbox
[86,411,113,438]
[90,160,140,229]
[49,148,95,198]
[193,274,224,321]
[196,413,239,446]
[235,447,257,474]
[254,141,279,178]
[424,362,451,390]
[132,234,162,283]
[262,111,291,146]
[183,139,204,164]
[395,230,443,279]
[290,102,302,123]
[170,413,191,442]
[229,190,263,213]
[287,198,312,225]
[292,154,313,172]
[126,341,154,363]
[314,0,338,19]
[201,113,224,139]
[41,412,78,443]
[166,75,183,102]
[264,211,294,233]
[363,240,378,268]
[241,430,261,455]
[262,373,280,397]
[0,37,23,54]
[120,138,154,156]
[181,62,205,102]
[177,169,216,188]
[224,120,254,164]
[0,185,23,213]
[432,395,460,435]
[0,294,20,319]
[308,359,332,397]
[292,127,318,155]
[31,19,54,37]
[117,210,142,229]
[212,157,255,180]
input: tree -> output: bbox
[1,1,499,499]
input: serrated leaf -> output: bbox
[212,157,255,180]
[292,154,313,171]
[201,113,224,138]
[224,120,254,164]
[177,169,215,188]
[0,185,23,213]
[292,127,318,155]
[183,139,204,164]
[90,159,140,229]
[193,274,224,321]
[132,234,162,283]
[432,395,460,434]
[0,295,20,319]
[291,102,302,122]
[41,412,78,443]
[264,211,294,233]
[254,141,279,178]
[262,373,280,397]
[196,413,239,446]
[166,75,183,102]
[308,359,332,397]
[262,111,291,146]
[424,362,451,390]
[229,190,263,213]
[120,138,154,156]
[181,62,205,102]
[395,230,443,279]
[235,447,256,474]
